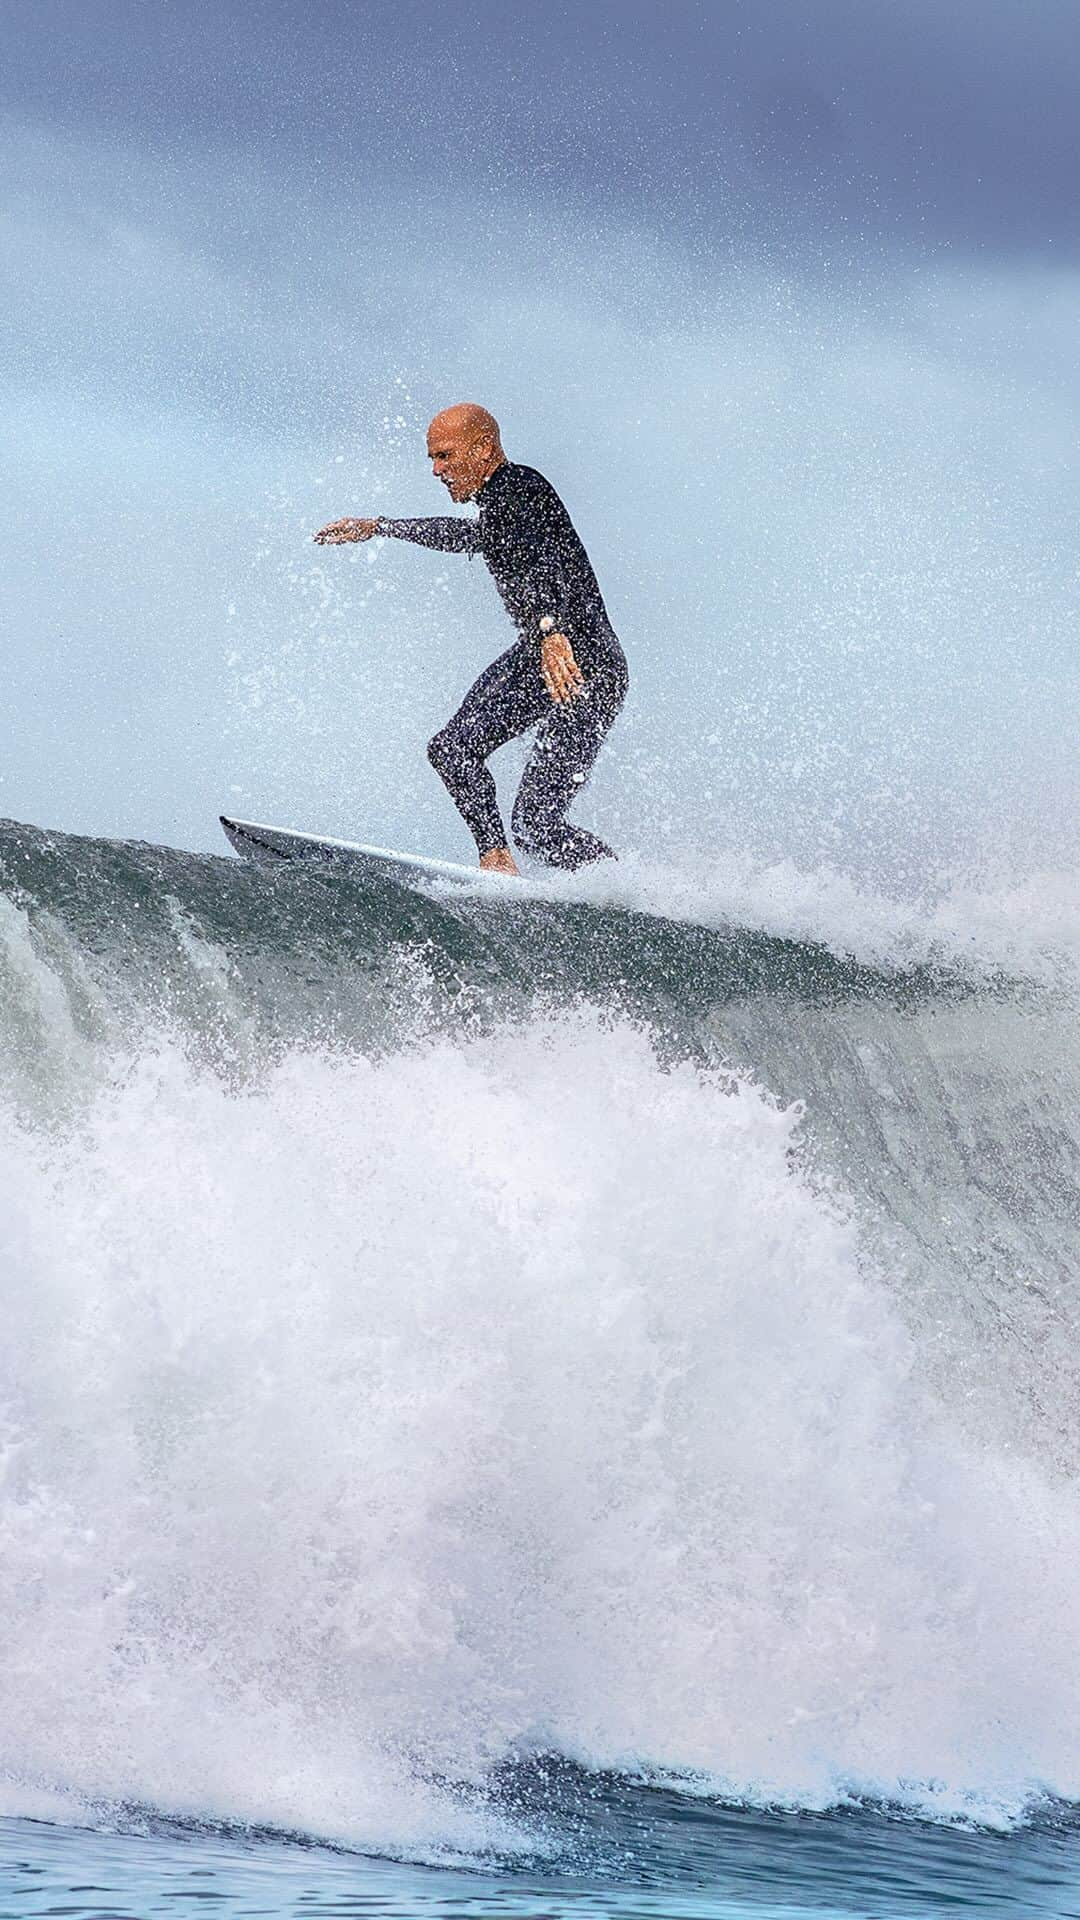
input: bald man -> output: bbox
[314,405,629,875]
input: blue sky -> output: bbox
[3,1,1078,876]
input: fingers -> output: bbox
[547,667,581,702]
[542,638,585,702]
[547,671,582,702]
[312,517,377,545]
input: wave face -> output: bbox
[1,814,1079,1856]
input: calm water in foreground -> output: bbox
[4,1795,1080,1920]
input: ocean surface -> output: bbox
[2,815,1079,1918]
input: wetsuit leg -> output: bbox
[428,643,550,856]
[511,662,628,870]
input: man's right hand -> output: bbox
[313,517,380,545]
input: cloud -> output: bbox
[3,0,1079,256]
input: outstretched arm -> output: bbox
[313,515,481,552]
[379,516,482,552]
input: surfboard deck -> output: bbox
[219,816,506,888]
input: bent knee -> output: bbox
[430,724,489,797]
[427,727,456,777]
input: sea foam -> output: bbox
[1,1003,1078,1852]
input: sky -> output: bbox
[6,0,1079,254]
[2,0,1078,878]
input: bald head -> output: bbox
[429,402,501,445]
[427,403,506,504]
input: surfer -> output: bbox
[313,405,628,875]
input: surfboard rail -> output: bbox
[219,816,505,887]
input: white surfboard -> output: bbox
[219,816,507,888]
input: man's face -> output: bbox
[427,418,493,503]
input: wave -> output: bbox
[1,814,1079,1852]
[0,815,1062,1094]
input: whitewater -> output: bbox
[2,812,1079,1916]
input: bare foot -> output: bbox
[479,847,520,877]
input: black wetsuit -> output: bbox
[378,462,628,868]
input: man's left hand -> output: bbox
[541,631,585,703]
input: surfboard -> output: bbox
[219,816,506,888]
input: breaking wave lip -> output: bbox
[0,817,1070,1052]
[453,846,1080,989]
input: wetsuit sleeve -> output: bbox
[377,517,482,553]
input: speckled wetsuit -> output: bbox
[378,462,628,868]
